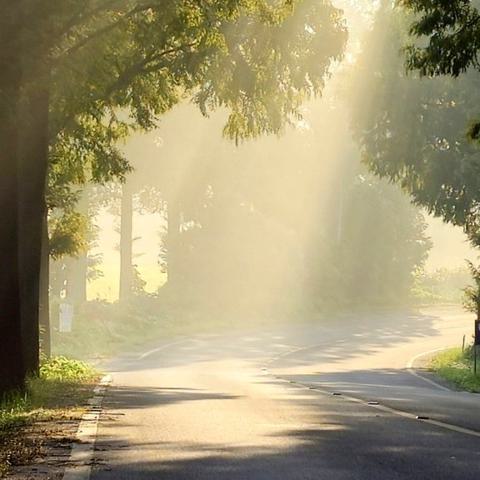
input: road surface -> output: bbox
[91,306,480,479]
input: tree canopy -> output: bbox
[0,0,349,393]
[349,4,480,248]
[400,0,480,138]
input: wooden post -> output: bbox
[475,346,478,376]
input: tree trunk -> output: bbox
[0,4,27,394]
[166,199,181,290]
[119,183,133,302]
[39,210,51,358]
[17,67,50,376]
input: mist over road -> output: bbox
[92,307,480,479]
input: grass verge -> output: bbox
[430,347,480,393]
[0,356,99,476]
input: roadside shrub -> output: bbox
[39,356,96,382]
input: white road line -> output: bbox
[285,379,480,439]
[406,368,452,392]
[264,334,335,367]
[63,338,193,479]
[406,347,450,369]
[137,338,190,360]
[406,347,453,392]
[347,390,480,438]
[62,375,112,480]
[268,343,459,393]
[264,345,306,366]
[266,340,480,439]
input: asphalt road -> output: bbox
[92,306,480,479]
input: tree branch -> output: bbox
[52,41,199,139]
[54,1,160,63]
[103,42,198,99]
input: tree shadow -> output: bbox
[90,379,480,480]
[110,308,447,373]
[275,368,480,433]
[101,385,240,410]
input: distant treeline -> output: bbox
[52,102,432,314]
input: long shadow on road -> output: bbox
[109,309,442,373]
[91,378,480,480]
[101,386,241,410]
[277,368,480,433]
[89,308,477,479]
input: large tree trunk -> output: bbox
[119,183,133,302]
[17,67,50,376]
[39,210,51,358]
[0,4,27,394]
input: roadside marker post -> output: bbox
[474,320,480,376]
[59,302,74,333]
[474,345,478,376]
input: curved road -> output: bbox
[91,306,480,479]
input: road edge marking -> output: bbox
[265,342,480,439]
[138,338,190,360]
[280,377,480,439]
[406,347,452,392]
[62,374,112,480]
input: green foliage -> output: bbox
[413,267,472,304]
[336,175,432,305]
[49,210,88,260]
[463,261,480,315]
[48,0,347,171]
[37,0,348,268]
[400,0,480,145]
[430,346,480,392]
[194,0,348,142]
[303,173,431,307]
[349,4,480,251]
[39,356,97,382]
[400,0,480,78]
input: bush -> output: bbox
[39,356,97,382]
[413,268,472,305]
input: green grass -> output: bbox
[430,347,480,393]
[0,394,30,439]
[0,357,99,475]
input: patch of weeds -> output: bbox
[40,356,97,382]
[430,347,480,393]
